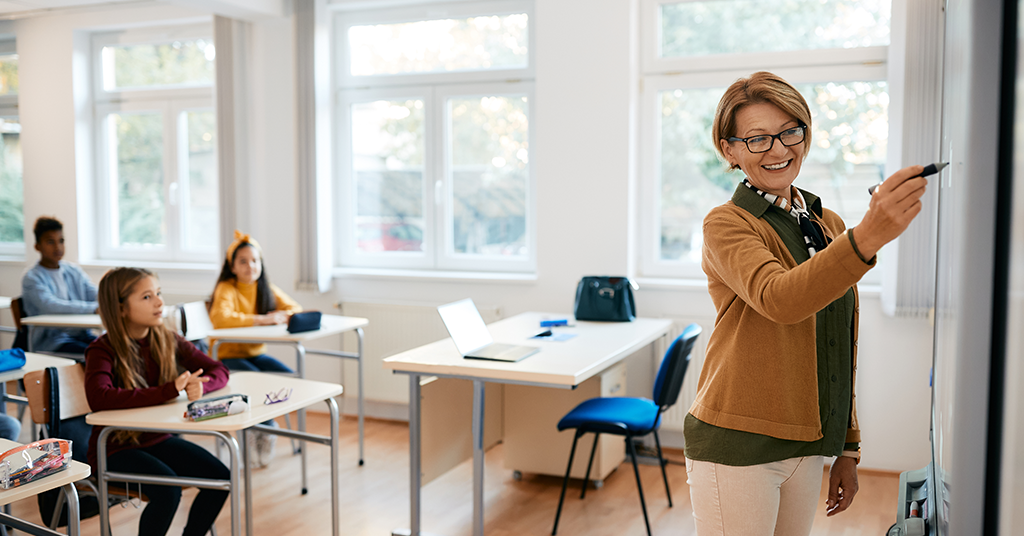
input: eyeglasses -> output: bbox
[727,125,806,154]
[265,388,293,405]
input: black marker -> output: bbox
[868,161,948,195]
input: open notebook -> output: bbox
[437,299,539,362]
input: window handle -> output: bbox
[169,181,179,206]
[434,180,443,206]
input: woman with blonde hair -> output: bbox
[685,71,929,535]
[85,267,230,536]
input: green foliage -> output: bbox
[0,56,18,95]
[111,39,213,89]
[0,130,22,243]
[114,113,165,246]
[661,0,890,56]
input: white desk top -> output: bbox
[0,353,79,383]
[20,314,104,330]
[383,312,673,388]
[86,371,343,432]
[0,438,91,506]
[207,314,368,342]
[0,297,10,310]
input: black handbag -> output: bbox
[287,311,322,333]
[573,276,637,322]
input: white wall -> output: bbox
[0,0,933,473]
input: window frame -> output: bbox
[0,38,21,256]
[638,0,890,280]
[90,24,217,264]
[332,1,536,274]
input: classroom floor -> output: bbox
[6,412,900,535]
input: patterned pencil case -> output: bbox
[0,438,71,490]
[185,394,249,421]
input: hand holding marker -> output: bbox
[868,162,948,195]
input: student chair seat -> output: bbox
[551,323,701,536]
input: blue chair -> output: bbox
[551,323,701,536]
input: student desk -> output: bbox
[19,315,104,354]
[207,314,369,468]
[87,371,344,536]
[383,312,673,536]
[0,438,91,536]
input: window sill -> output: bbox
[634,276,883,297]
[333,266,537,284]
[81,259,220,274]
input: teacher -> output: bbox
[684,71,928,536]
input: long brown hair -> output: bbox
[213,242,277,314]
[97,267,179,444]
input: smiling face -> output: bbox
[121,275,164,339]
[231,245,262,285]
[720,102,806,201]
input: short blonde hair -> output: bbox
[713,71,812,170]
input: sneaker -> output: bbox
[255,420,279,468]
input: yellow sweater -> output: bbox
[691,199,871,443]
[209,280,303,359]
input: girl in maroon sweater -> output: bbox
[85,267,230,536]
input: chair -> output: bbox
[551,323,702,536]
[9,297,27,351]
[178,301,215,353]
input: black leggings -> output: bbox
[106,436,229,536]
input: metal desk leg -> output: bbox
[63,482,80,536]
[472,380,485,536]
[356,327,364,466]
[295,343,308,494]
[393,373,422,536]
[242,428,253,536]
[327,397,340,536]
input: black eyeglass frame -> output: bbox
[726,124,807,154]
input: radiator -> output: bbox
[336,301,503,409]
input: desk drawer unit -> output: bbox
[503,362,627,480]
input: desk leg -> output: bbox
[241,428,253,536]
[393,373,422,536]
[326,397,340,536]
[220,432,242,536]
[356,327,365,466]
[63,482,80,536]
[295,343,308,494]
[98,427,110,536]
[472,380,485,536]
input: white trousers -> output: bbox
[686,456,825,536]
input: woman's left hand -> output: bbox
[826,456,859,516]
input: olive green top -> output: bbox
[684,184,859,466]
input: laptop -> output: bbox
[437,299,539,362]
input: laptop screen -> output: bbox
[437,299,494,355]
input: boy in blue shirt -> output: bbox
[20,217,99,354]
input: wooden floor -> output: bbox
[6,413,900,535]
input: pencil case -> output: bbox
[0,438,71,490]
[287,311,321,333]
[185,394,249,421]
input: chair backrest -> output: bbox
[179,301,215,342]
[10,297,27,350]
[25,364,92,425]
[652,323,702,409]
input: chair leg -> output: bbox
[626,433,653,536]
[552,429,583,536]
[653,429,672,507]
[580,433,600,499]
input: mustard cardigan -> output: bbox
[209,280,303,359]
[690,199,872,444]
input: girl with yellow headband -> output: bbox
[209,230,302,465]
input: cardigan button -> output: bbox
[828,304,835,312]
[831,375,838,382]
[831,408,837,416]
[829,339,836,347]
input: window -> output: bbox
[334,1,535,273]
[92,25,218,263]
[0,39,22,257]
[640,0,891,281]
